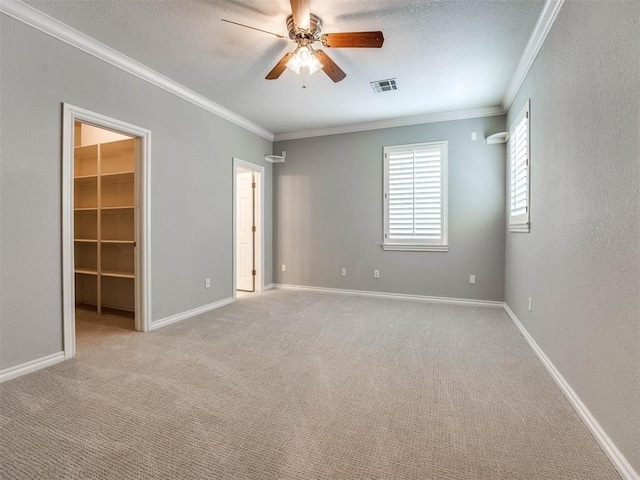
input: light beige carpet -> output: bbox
[0,290,620,479]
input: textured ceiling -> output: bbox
[22,0,546,135]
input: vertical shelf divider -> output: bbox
[97,143,102,315]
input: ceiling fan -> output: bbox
[222,0,384,83]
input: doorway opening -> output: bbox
[62,104,151,359]
[74,122,137,338]
[233,158,265,297]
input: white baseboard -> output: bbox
[273,284,503,308]
[0,351,65,383]
[263,283,275,291]
[150,297,234,331]
[503,304,639,480]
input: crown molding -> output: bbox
[0,0,275,141]
[1,0,564,142]
[501,0,565,112]
[274,106,506,142]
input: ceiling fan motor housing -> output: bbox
[287,13,323,41]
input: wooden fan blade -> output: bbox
[266,52,295,80]
[315,50,346,83]
[321,31,385,48]
[290,0,310,30]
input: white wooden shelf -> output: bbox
[101,171,134,182]
[101,270,135,279]
[101,170,134,178]
[75,268,98,275]
[74,136,136,314]
[486,132,509,144]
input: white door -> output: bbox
[236,171,255,291]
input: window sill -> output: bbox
[509,223,530,233]
[382,244,449,252]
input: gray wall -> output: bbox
[505,0,640,471]
[0,16,273,369]
[274,116,506,301]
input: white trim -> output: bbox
[381,244,449,252]
[263,283,275,291]
[508,223,530,233]
[0,0,273,141]
[232,158,266,298]
[503,304,639,480]
[62,104,152,359]
[0,352,65,383]
[274,106,505,141]
[383,141,448,249]
[502,0,565,111]
[150,297,234,330]
[273,284,503,308]
[62,105,75,359]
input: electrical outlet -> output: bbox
[528,298,533,311]
[374,269,380,279]
[205,278,211,288]
[282,264,286,272]
[341,268,347,277]
[471,131,477,141]
[469,274,476,284]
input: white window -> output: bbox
[508,100,531,232]
[383,141,448,252]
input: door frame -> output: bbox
[232,158,265,298]
[62,104,151,359]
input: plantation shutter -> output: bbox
[510,112,528,216]
[508,100,530,232]
[384,142,447,247]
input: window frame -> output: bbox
[382,141,448,252]
[508,100,531,233]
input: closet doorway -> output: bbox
[74,123,136,333]
[62,104,150,359]
[233,158,265,296]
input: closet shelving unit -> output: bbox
[74,138,135,314]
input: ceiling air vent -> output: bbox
[371,78,398,93]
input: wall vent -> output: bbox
[371,78,398,93]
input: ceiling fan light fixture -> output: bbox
[306,51,323,75]
[285,53,302,75]
[286,45,323,76]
